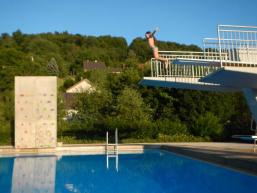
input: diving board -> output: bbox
[140,77,239,92]
[232,135,257,141]
[200,67,257,89]
[172,58,220,67]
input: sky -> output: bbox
[0,0,257,46]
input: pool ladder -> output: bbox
[106,128,119,171]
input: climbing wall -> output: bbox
[15,76,57,148]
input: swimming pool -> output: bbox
[0,149,257,193]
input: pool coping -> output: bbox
[0,144,160,157]
[0,142,257,176]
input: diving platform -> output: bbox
[143,25,257,92]
[140,24,257,131]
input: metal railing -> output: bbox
[203,38,229,61]
[106,128,119,171]
[159,49,228,62]
[159,51,205,60]
[218,25,257,66]
[151,59,220,78]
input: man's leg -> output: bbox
[153,48,169,76]
[153,49,168,67]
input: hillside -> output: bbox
[0,30,251,145]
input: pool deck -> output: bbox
[0,142,257,176]
[161,142,257,176]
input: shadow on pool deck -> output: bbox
[161,143,257,176]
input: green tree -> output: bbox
[61,78,75,91]
[191,112,223,139]
[129,38,151,63]
[125,50,139,68]
[75,88,112,130]
[116,87,150,122]
[47,57,59,76]
[12,30,24,47]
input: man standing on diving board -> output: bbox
[145,28,168,69]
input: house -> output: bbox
[83,60,106,72]
[63,79,95,120]
[66,79,95,93]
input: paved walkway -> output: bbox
[161,142,257,176]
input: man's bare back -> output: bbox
[147,36,155,49]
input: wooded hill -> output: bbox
[0,30,251,144]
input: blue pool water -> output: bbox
[0,149,257,193]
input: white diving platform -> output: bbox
[143,25,257,93]
[141,25,257,146]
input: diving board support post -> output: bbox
[250,115,257,132]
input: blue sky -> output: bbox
[0,0,257,46]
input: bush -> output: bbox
[58,136,104,144]
[61,78,75,91]
[157,133,210,142]
[191,112,224,139]
[155,119,188,136]
[122,134,210,143]
[129,119,189,141]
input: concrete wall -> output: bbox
[15,76,57,148]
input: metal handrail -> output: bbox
[151,59,219,78]
[218,25,257,29]
[218,25,257,66]
[106,128,119,171]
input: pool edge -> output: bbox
[0,143,257,176]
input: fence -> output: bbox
[218,25,257,66]
[151,59,219,78]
